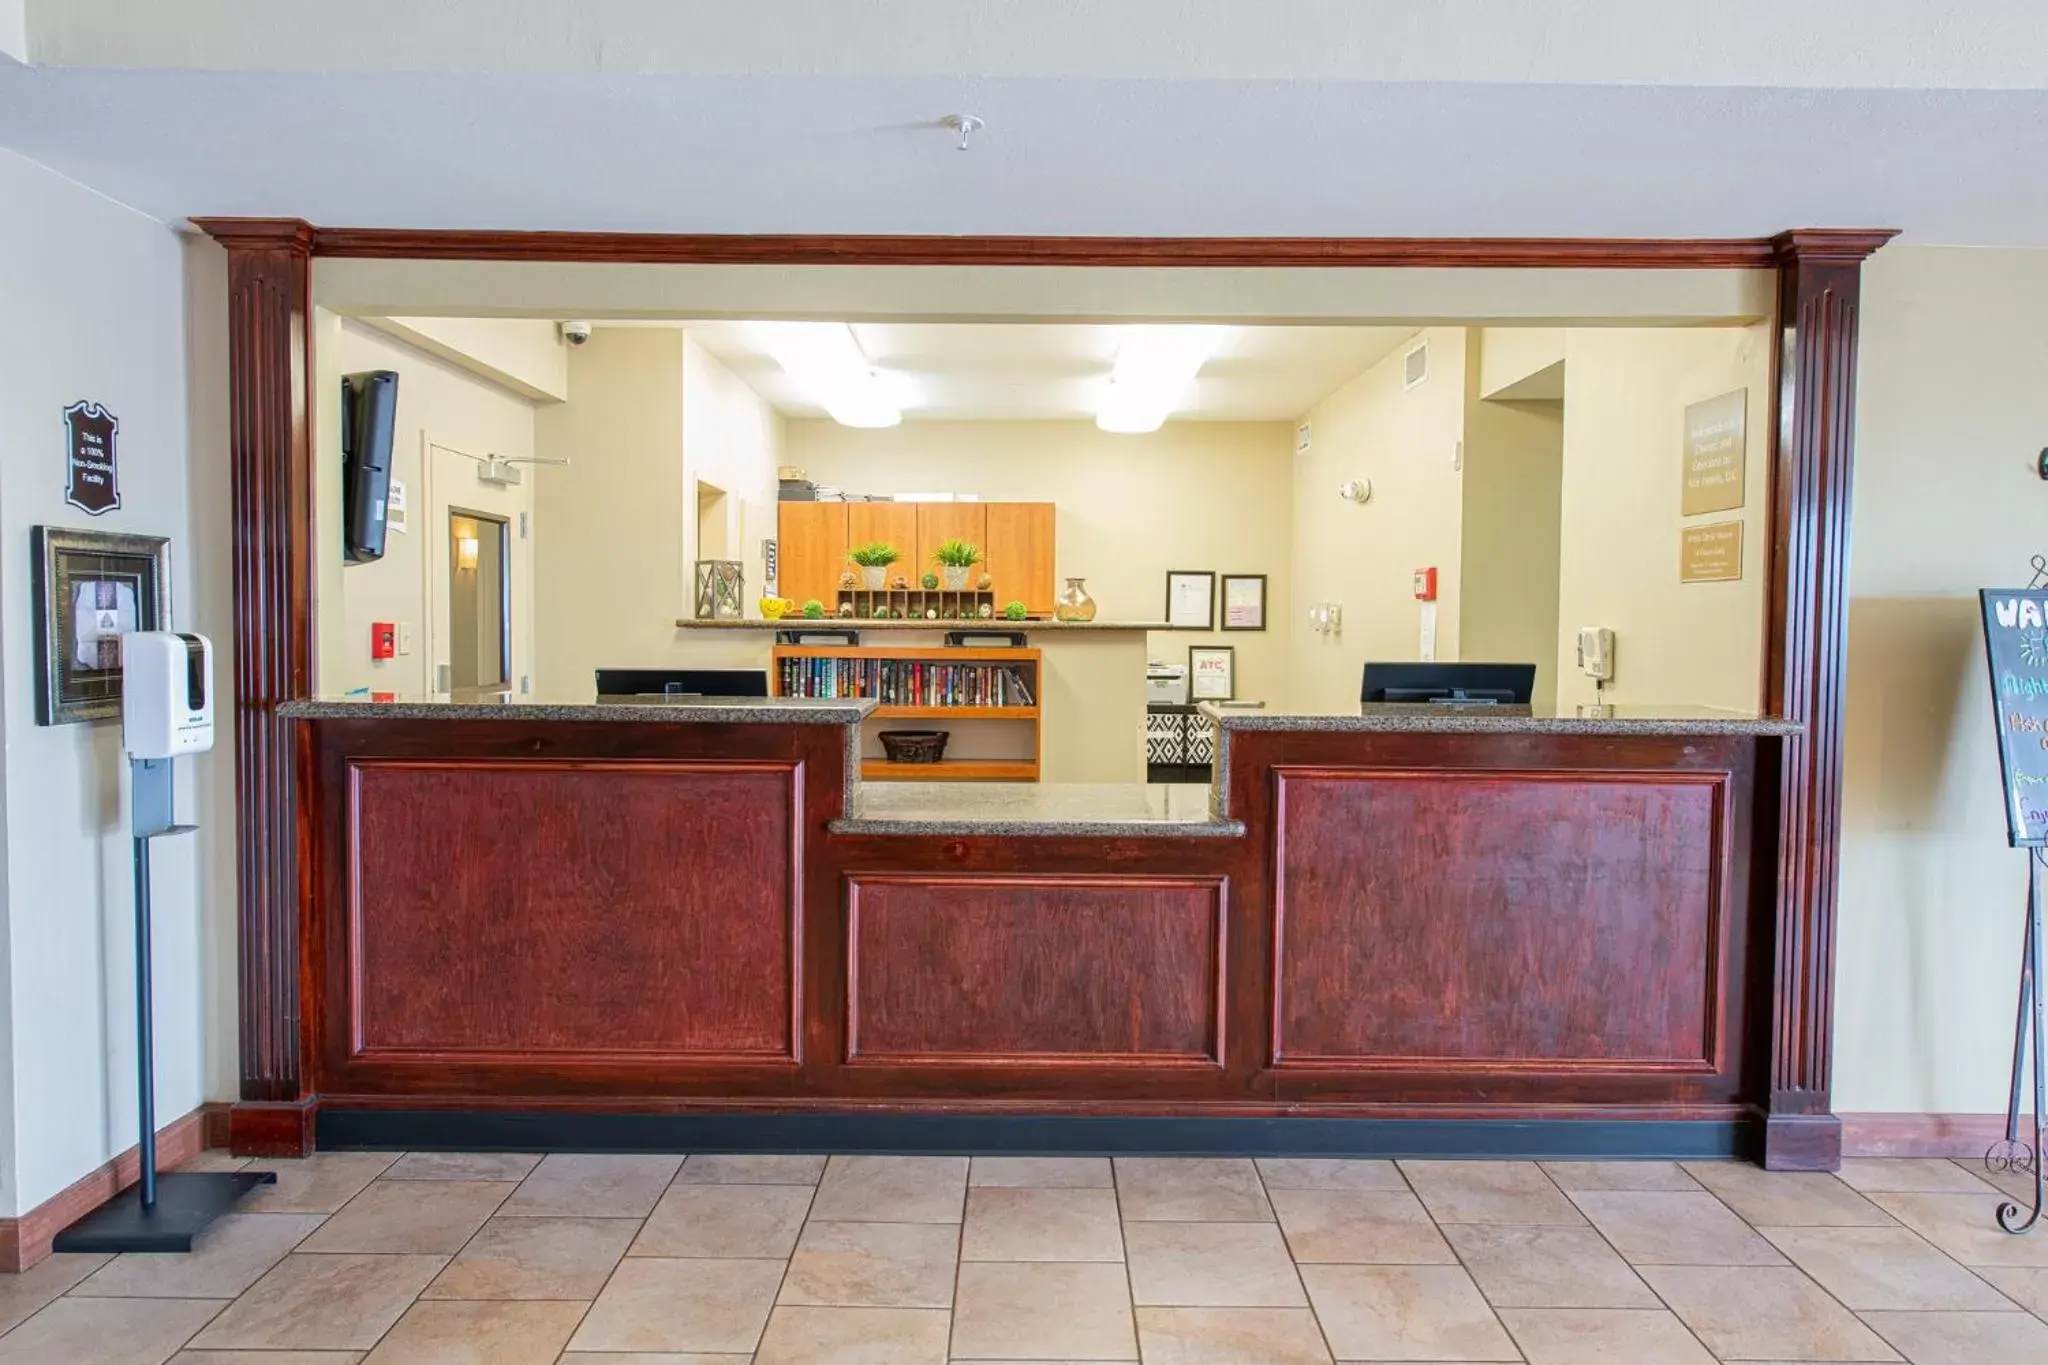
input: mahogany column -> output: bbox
[194,218,320,1156]
[1761,229,1895,1169]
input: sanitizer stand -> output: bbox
[52,757,275,1253]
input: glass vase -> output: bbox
[1053,577,1098,623]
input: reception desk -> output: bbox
[274,695,1802,1163]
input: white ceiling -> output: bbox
[1,5,2045,245]
[676,322,1416,422]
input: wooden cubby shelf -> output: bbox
[771,644,1042,783]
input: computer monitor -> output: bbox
[595,668,769,698]
[1361,662,1536,705]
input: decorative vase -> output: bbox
[943,565,971,590]
[976,572,994,591]
[1054,577,1098,623]
[861,565,886,590]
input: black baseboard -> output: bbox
[317,1108,1751,1161]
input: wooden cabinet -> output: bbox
[846,502,919,581]
[984,502,1056,615]
[914,503,988,581]
[776,502,847,608]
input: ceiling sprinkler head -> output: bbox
[940,113,985,151]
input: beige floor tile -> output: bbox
[1540,1161,1701,1193]
[498,1155,682,1219]
[1872,1191,2048,1267]
[297,1180,513,1254]
[969,1156,1113,1188]
[630,1182,813,1258]
[1978,1161,2048,1204]
[1269,1188,1454,1265]
[170,1151,254,1174]
[1255,1159,1406,1192]
[422,1215,637,1299]
[673,1154,827,1185]
[779,1221,960,1308]
[961,1186,1124,1262]
[1299,1264,1518,1362]
[1114,1158,1272,1222]
[1837,1159,1996,1194]
[809,1155,968,1223]
[237,1153,400,1215]
[1133,1305,1332,1364]
[1759,1225,2013,1310]
[1497,1307,1716,1364]
[1443,1225,1659,1309]
[556,1355,749,1364]
[1862,1308,2048,1364]
[0,1250,108,1332]
[951,1261,1138,1360]
[568,1257,782,1354]
[1637,1265,1902,1361]
[381,1152,543,1182]
[189,1253,446,1351]
[0,1295,223,1365]
[1976,1266,2048,1315]
[1398,1161,1583,1226]
[74,1214,326,1299]
[171,1352,364,1363]
[361,1299,585,1365]
[1684,1161,1895,1226]
[1124,1221,1306,1307]
[753,1305,951,1364]
[1570,1190,1787,1265]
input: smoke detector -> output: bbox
[940,114,985,151]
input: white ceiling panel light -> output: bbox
[1097,326,1229,434]
[752,322,901,428]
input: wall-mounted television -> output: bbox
[341,370,398,564]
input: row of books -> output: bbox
[778,657,1035,708]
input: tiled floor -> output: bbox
[7,1150,2048,1362]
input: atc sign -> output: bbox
[63,401,120,515]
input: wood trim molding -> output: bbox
[0,1108,210,1273]
[1841,1112,2009,1159]
[197,217,316,1107]
[1758,227,1896,1171]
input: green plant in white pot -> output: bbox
[848,542,901,590]
[932,538,984,591]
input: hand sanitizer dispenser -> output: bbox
[122,632,214,759]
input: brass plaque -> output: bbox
[1682,389,1747,516]
[1680,520,1743,583]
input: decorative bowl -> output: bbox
[878,730,949,764]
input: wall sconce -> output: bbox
[455,535,479,571]
[1338,479,1373,505]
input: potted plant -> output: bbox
[848,542,901,590]
[932,538,984,591]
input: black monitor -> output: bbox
[341,370,398,564]
[595,668,769,698]
[1361,662,1536,705]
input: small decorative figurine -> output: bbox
[976,572,994,591]
[891,574,910,591]
[838,602,855,618]
[838,568,859,590]
[925,607,938,619]
[979,602,994,618]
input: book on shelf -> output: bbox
[776,657,1035,708]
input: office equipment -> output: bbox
[341,370,398,564]
[595,668,769,698]
[1147,661,1189,706]
[1361,662,1536,705]
[1577,627,1617,681]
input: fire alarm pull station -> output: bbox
[371,621,396,660]
[1413,568,1438,602]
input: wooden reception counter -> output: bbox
[271,695,1806,1163]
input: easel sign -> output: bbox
[1981,588,2048,846]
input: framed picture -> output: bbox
[1165,570,1216,630]
[31,525,171,725]
[1189,645,1236,701]
[1221,574,1267,631]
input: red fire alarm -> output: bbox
[1413,567,1438,602]
[370,621,396,660]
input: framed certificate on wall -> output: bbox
[1221,574,1267,631]
[1189,645,1236,701]
[1165,570,1215,630]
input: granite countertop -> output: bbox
[831,781,1242,838]
[675,618,1167,631]
[279,696,880,724]
[1197,702,1805,737]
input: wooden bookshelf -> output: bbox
[772,644,1042,783]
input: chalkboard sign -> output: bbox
[1981,588,2048,846]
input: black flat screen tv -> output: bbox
[341,370,398,564]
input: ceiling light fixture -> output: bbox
[1096,326,1228,434]
[753,323,902,428]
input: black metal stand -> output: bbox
[52,760,273,1254]
[1988,847,2047,1235]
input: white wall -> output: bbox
[1460,389,1564,713]
[682,335,782,611]
[0,150,214,1216]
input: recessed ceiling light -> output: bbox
[752,323,902,428]
[1096,326,1228,434]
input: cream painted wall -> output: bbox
[787,419,1295,710]
[368,316,569,402]
[1290,328,1468,712]
[1459,388,1564,713]
[1834,246,2048,1115]
[1552,325,1771,712]
[314,319,539,698]
[682,335,783,614]
[1478,327,1565,399]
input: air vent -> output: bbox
[1403,342,1429,390]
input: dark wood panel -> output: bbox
[846,874,1226,1066]
[347,759,802,1062]
[1272,768,1729,1071]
